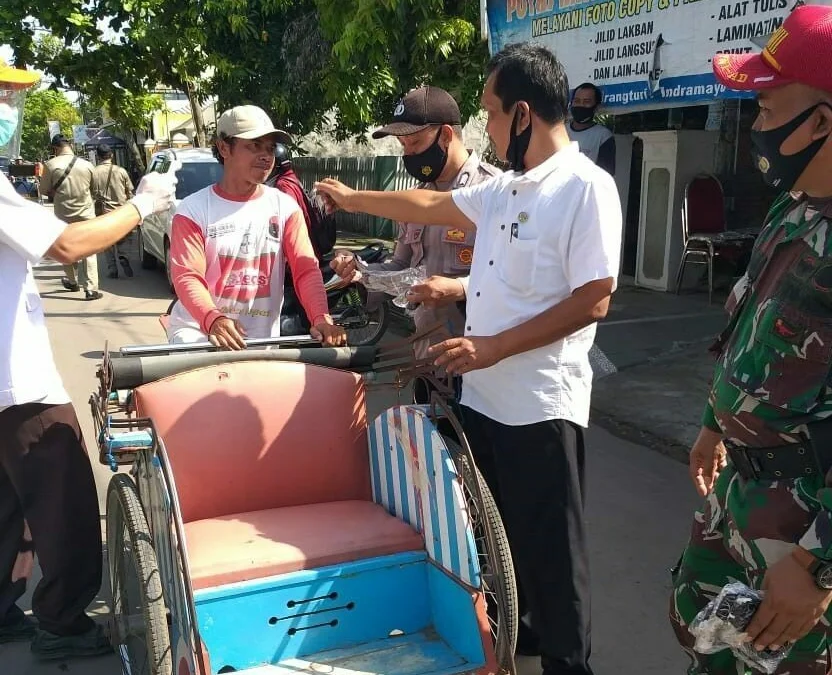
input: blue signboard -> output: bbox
[485,0,827,109]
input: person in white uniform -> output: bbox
[0,60,176,660]
[316,43,622,675]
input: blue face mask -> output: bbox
[0,104,20,148]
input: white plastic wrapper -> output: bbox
[354,260,427,310]
[689,582,792,674]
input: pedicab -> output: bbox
[89,328,518,675]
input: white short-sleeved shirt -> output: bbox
[452,142,622,427]
[0,174,71,411]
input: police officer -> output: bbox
[0,59,176,659]
[329,86,499,400]
[672,7,832,674]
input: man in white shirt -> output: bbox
[317,43,622,675]
[0,59,176,660]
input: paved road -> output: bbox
[2,257,700,675]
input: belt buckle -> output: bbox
[724,441,759,480]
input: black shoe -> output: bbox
[31,624,111,660]
[61,277,80,292]
[0,614,37,644]
[118,255,134,278]
[85,290,104,301]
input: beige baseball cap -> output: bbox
[217,105,293,143]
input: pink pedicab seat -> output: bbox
[133,360,423,591]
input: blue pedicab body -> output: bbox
[92,340,517,675]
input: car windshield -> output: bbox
[175,161,223,200]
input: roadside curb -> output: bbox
[590,408,690,465]
[589,337,716,465]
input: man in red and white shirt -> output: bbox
[168,105,345,349]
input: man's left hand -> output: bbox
[428,336,503,375]
[311,319,347,346]
[744,553,832,651]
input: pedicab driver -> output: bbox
[317,43,622,675]
[0,60,176,659]
[166,105,346,349]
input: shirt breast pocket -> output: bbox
[497,237,538,295]
[403,227,424,245]
[728,300,832,413]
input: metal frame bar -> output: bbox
[148,424,209,675]
[119,336,318,357]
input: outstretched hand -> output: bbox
[314,179,357,213]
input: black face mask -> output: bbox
[750,103,830,191]
[402,129,448,183]
[507,107,532,171]
[570,105,596,124]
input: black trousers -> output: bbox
[0,403,102,635]
[461,406,593,675]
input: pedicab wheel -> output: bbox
[107,474,172,675]
[445,439,518,673]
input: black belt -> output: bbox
[725,427,832,481]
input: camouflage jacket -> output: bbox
[704,192,832,557]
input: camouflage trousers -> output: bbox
[670,464,832,674]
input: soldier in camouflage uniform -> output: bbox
[671,7,832,674]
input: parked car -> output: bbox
[138,148,223,289]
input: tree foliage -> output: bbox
[204,0,330,138]
[20,89,80,160]
[3,0,488,147]
[315,0,487,138]
[203,0,486,139]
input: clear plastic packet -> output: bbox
[689,582,792,674]
[354,260,427,310]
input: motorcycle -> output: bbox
[160,242,391,347]
[281,242,391,346]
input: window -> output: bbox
[175,162,223,200]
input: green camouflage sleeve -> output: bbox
[701,400,721,433]
[798,477,832,559]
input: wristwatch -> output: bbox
[792,546,832,590]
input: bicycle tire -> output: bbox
[107,473,172,675]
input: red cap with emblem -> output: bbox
[713,4,832,93]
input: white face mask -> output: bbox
[0,103,20,148]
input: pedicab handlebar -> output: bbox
[107,345,378,391]
[118,335,318,356]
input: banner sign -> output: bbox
[485,0,831,110]
[72,124,92,145]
